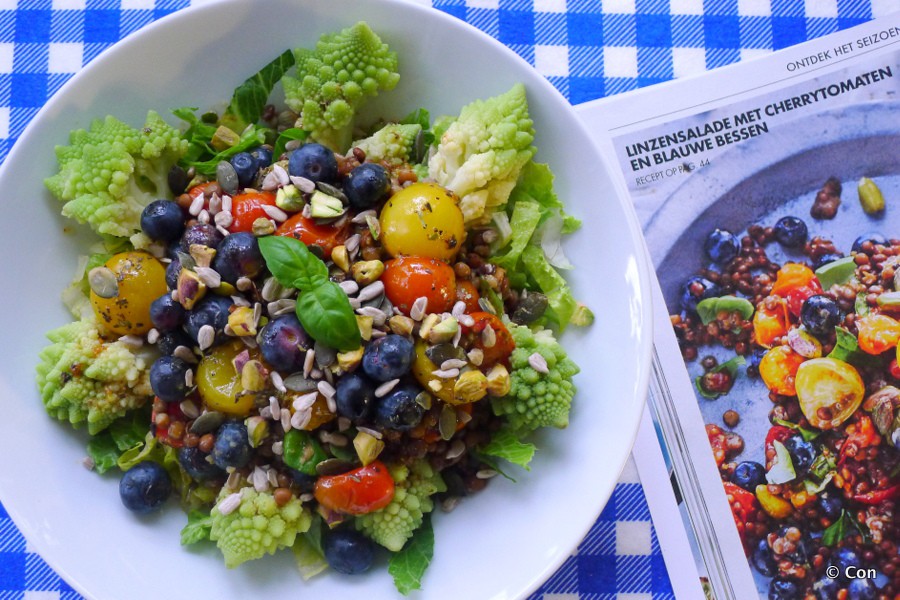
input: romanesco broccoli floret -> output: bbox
[355,460,445,552]
[35,318,154,434]
[491,323,580,433]
[45,111,188,238]
[351,123,421,166]
[210,486,312,568]
[282,22,400,152]
[427,83,535,225]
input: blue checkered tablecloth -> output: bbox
[0,1,882,598]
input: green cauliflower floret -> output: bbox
[351,123,421,166]
[355,460,446,552]
[282,22,400,152]
[428,83,535,225]
[210,486,312,568]
[491,323,580,433]
[45,111,189,238]
[35,318,154,435]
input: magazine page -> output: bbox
[578,14,900,600]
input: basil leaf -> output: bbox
[296,283,361,352]
[828,327,881,369]
[258,235,328,289]
[223,49,296,133]
[479,427,536,471]
[388,515,435,595]
[180,510,213,545]
[774,418,821,442]
[823,510,852,546]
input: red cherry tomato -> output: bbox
[456,280,480,314]
[229,191,278,233]
[275,213,350,256]
[763,425,794,469]
[382,256,457,316]
[314,461,395,515]
[464,311,515,367]
[785,280,823,317]
[722,481,759,554]
[188,182,219,202]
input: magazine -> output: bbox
[577,14,900,600]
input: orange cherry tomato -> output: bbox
[464,312,515,367]
[759,345,805,396]
[771,263,819,298]
[382,256,457,315]
[752,298,790,348]
[313,461,395,515]
[229,191,278,233]
[856,313,900,355]
[275,212,350,256]
[456,280,480,314]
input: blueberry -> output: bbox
[229,152,259,188]
[800,295,842,336]
[323,528,376,575]
[746,347,767,377]
[258,315,311,371]
[177,446,225,482]
[784,435,816,473]
[184,295,234,348]
[750,538,777,576]
[847,578,877,600]
[211,232,264,284]
[374,382,425,431]
[211,421,252,470]
[168,165,190,196]
[288,469,316,493]
[812,253,844,271]
[150,356,191,402]
[852,232,888,253]
[288,143,338,184]
[141,199,185,242]
[251,146,273,169]
[818,491,843,520]
[731,461,766,492]
[774,216,808,248]
[119,461,172,514]
[156,329,193,356]
[180,223,224,252]
[829,547,862,582]
[362,335,415,382]
[703,228,739,264]
[165,256,181,289]
[768,577,801,600]
[344,163,391,210]
[679,276,721,314]
[812,576,839,600]
[150,293,185,332]
[334,371,376,421]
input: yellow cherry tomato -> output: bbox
[411,339,455,403]
[379,182,465,261]
[196,340,257,416]
[755,485,793,519]
[90,251,167,335]
[759,345,805,396]
[770,263,817,297]
[856,313,900,355]
[795,357,864,430]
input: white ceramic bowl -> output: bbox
[0,1,652,598]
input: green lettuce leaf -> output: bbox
[222,49,295,132]
[180,509,213,545]
[388,515,435,595]
[479,427,536,471]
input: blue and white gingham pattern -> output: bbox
[0,1,879,598]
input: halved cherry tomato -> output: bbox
[152,398,187,448]
[456,280,480,314]
[382,256,456,315]
[188,181,219,202]
[785,280,823,318]
[764,425,794,469]
[314,460,395,515]
[275,212,350,256]
[464,312,515,367]
[752,298,790,348]
[229,191,278,233]
[723,481,759,554]
[771,263,819,298]
[759,345,804,396]
[856,313,900,354]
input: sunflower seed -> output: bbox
[458,314,475,327]
[339,280,359,295]
[440,358,468,370]
[268,298,296,316]
[184,368,194,388]
[221,195,232,213]
[345,234,361,258]
[478,297,497,315]
[251,467,269,492]
[273,164,290,185]
[356,306,387,326]
[292,391,318,412]
[217,492,242,515]
[445,439,466,460]
[179,399,200,419]
[451,301,467,318]
[441,497,460,513]
[270,372,286,394]
[290,175,315,193]
[291,409,311,430]
[259,406,273,419]
[317,380,336,399]
[236,277,253,292]
[476,469,498,480]
[261,170,280,191]
[174,345,198,364]
[357,281,385,303]
[118,334,143,349]
[432,368,460,379]
[225,471,241,491]
[351,209,376,225]
[528,352,549,374]
[481,325,497,348]
[319,431,348,447]
[207,194,222,215]
[375,378,400,398]
[267,468,279,487]
[146,329,160,345]
[195,266,221,288]
[262,204,288,223]
[271,441,283,456]
[198,325,216,351]
[214,210,233,229]
[269,396,281,420]
[188,194,205,216]
[198,209,210,224]
[231,295,251,308]
[303,349,315,378]
[281,409,292,432]
[410,297,428,321]
[356,426,383,440]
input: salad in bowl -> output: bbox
[35,20,592,594]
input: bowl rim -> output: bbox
[0,0,654,597]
